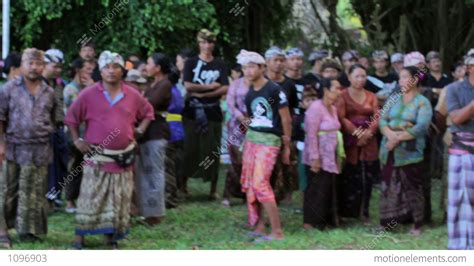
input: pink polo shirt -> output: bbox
[65,81,154,172]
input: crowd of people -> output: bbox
[0,28,472,250]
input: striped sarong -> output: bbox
[448,153,474,250]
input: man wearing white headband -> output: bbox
[305,49,328,89]
[445,48,474,250]
[239,49,291,242]
[65,50,154,249]
[42,48,68,210]
[285,47,306,116]
[264,46,300,203]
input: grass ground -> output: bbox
[9,165,447,250]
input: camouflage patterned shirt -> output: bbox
[0,77,57,165]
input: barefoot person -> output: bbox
[136,53,173,226]
[65,51,154,249]
[0,48,59,248]
[379,66,433,236]
[446,49,474,249]
[238,50,291,241]
[336,64,379,223]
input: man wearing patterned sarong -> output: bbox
[0,48,58,248]
[446,48,474,250]
[238,50,292,242]
[65,51,154,249]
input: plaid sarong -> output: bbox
[448,153,474,250]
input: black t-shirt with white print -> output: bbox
[182,56,229,122]
[245,80,289,137]
[287,76,308,116]
[274,76,298,115]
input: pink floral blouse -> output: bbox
[303,100,341,174]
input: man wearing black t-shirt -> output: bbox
[182,29,229,200]
[237,49,291,241]
[423,51,453,106]
[264,46,299,202]
[264,46,298,113]
[339,49,381,93]
[285,47,307,116]
[372,50,398,89]
[303,50,328,93]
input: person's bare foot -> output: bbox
[303,223,314,230]
[144,217,163,226]
[221,199,231,207]
[268,233,284,240]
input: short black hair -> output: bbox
[70,58,85,78]
[178,48,196,60]
[151,53,172,74]
[2,52,21,75]
[317,78,334,99]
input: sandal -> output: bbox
[246,231,265,238]
[0,235,12,249]
[253,235,284,243]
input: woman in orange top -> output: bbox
[336,64,379,223]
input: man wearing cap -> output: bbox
[423,51,452,100]
[43,48,68,209]
[238,49,291,241]
[339,50,359,88]
[65,50,154,249]
[265,46,298,202]
[422,51,452,223]
[320,58,343,79]
[372,50,398,90]
[181,29,229,200]
[0,48,59,247]
[304,49,328,87]
[390,52,404,76]
[446,48,474,250]
[125,68,148,94]
[338,49,380,93]
[285,48,307,116]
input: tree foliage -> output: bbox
[3,0,294,64]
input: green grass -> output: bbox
[9,165,447,250]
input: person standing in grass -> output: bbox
[303,78,343,230]
[135,53,173,226]
[65,51,154,249]
[239,50,291,241]
[336,64,379,224]
[63,58,95,214]
[446,49,474,249]
[0,48,59,248]
[265,46,298,203]
[221,65,249,207]
[181,29,229,200]
[379,66,433,236]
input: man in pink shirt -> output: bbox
[65,50,154,249]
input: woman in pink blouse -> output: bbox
[222,76,249,206]
[303,78,343,229]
